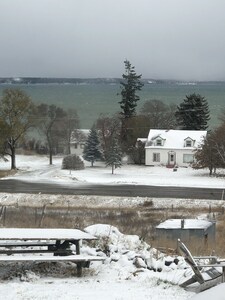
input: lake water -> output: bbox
[0,82,224,128]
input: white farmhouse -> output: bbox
[70,129,90,156]
[145,129,207,167]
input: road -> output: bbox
[0,179,224,200]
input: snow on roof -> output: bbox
[156,219,213,230]
[145,129,207,149]
[137,138,147,143]
[70,129,90,143]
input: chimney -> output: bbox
[181,219,185,229]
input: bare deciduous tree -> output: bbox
[140,99,176,129]
[36,104,71,165]
[194,123,225,175]
[95,114,121,156]
[0,88,36,169]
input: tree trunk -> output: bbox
[49,148,53,165]
[67,142,71,155]
[11,148,16,170]
[112,164,114,174]
[209,166,213,176]
[47,135,53,165]
[120,119,127,144]
[8,138,16,170]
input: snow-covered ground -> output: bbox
[0,155,225,299]
[1,154,225,188]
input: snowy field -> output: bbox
[0,155,225,299]
[1,154,225,188]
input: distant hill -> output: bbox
[0,77,121,85]
[0,77,224,85]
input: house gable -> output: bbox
[184,137,195,147]
[152,135,165,146]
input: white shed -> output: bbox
[155,218,215,252]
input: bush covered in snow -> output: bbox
[62,154,84,170]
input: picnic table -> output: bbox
[0,228,105,276]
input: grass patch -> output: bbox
[0,170,16,178]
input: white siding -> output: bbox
[145,148,195,167]
[70,143,85,156]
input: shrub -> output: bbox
[62,154,84,170]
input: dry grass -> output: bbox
[0,170,16,178]
[1,199,225,256]
[213,213,225,257]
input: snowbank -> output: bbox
[83,224,188,276]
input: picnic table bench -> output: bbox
[0,228,105,276]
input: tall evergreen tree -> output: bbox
[175,93,210,130]
[105,136,122,174]
[119,60,143,149]
[119,60,144,119]
[83,128,102,166]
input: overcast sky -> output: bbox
[1,0,225,80]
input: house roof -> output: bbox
[156,219,213,230]
[137,138,147,143]
[145,129,207,149]
[70,129,90,143]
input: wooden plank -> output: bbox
[0,228,96,241]
[196,264,224,267]
[178,239,205,284]
[194,256,218,259]
[0,255,105,262]
[0,249,72,255]
[222,266,225,283]
[0,241,56,248]
[187,276,223,293]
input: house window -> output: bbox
[74,143,78,149]
[185,140,192,147]
[156,139,162,146]
[153,153,160,162]
[183,154,194,163]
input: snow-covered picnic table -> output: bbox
[0,228,105,276]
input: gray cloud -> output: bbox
[0,0,225,80]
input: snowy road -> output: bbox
[0,179,224,200]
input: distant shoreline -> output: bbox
[0,77,225,85]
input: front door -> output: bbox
[168,152,176,165]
